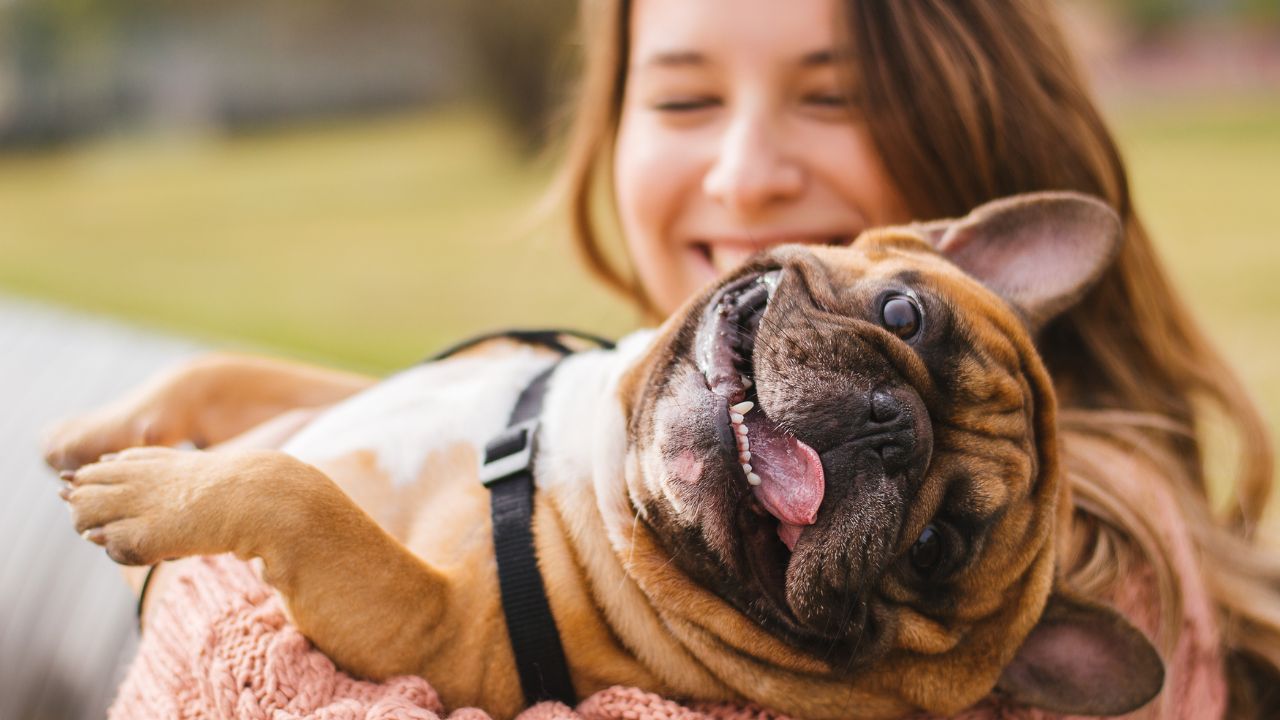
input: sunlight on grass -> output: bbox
[0,108,636,372]
[1112,98,1280,505]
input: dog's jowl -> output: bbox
[52,192,1164,719]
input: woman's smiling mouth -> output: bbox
[690,233,857,276]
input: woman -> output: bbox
[553,0,1280,716]
[49,0,1279,717]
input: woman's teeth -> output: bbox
[729,400,760,484]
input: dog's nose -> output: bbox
[870,388,904,423]
[865,388,932,478]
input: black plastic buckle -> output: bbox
[480,419,540,487]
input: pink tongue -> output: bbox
[744,414,825,551]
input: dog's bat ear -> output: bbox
[996,591,1165,715]
[924,191,1124,332]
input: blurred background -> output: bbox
[0,0,1277,716]
[0,0,1276,370]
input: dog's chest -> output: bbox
[280,348,556,544]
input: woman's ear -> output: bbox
[996,591,1165,715]
[917,192,1124,332]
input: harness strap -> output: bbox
[480,362,576,706]
[425,328,615,363]
[451,330,613,705]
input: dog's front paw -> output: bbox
[60,447,217,565]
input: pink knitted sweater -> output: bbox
[109,453,1226,720]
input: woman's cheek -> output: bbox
[618,118,702,232]
[806,122,911,227]
[615,117,712,311]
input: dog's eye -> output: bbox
[910,524,944,575]
[881,295,921,340]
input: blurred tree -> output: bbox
[0,0,463,148]
[0,0,122,145]
[8,0,1269,151]
[449,0,577,153]
[1123,0,1196,36]
[1101,0,1280,35]
[1241,0,1280,23]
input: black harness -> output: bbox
[137,328,614,710]
[460,329,613,706]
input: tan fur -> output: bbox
[591,238,1069,716]
[47,234,1133,718]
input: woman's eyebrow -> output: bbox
[634,48,839,71]
[634,50,708,71]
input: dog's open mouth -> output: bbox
[695,270,827,573]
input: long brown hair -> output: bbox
[554,0,1279,715]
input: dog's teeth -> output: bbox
[742,463,752,474]
[730,401,754,415]
[739,451,751,463]
[746,472,762,486]
[730,412,744,424]
[735,424,748,436]
[740,437,750,451]
[741,376,753,388]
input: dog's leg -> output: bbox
[43,353,374,472]
[60,446,449,679]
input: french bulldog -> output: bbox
[47,192,1164,719]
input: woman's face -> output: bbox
[614,0,912,316]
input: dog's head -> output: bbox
[618,192,1163,716]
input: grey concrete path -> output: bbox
[0,295,204,720]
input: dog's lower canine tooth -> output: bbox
[730,401,754,414]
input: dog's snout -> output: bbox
[864,387,933,481]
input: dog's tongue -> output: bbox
[744,414,825,551]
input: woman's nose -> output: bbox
[702,113,804,219]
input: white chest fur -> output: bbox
[281,331,654,491]
[283,347,556,487]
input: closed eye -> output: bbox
[803,93,851,107]
[799,88,862,120]
[653,97,720,112]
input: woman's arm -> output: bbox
[43,352,375,471]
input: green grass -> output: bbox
[0,108,636,372]
[1111,98,1280,490]
[1,100,1278,479]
